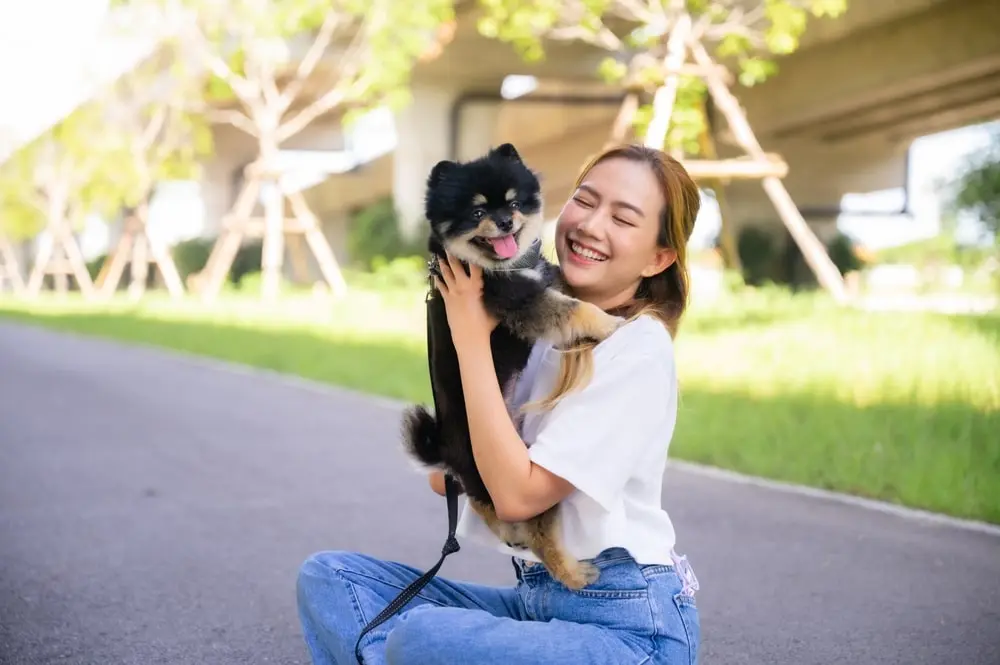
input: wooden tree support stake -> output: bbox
[25,221,96,299]
[195,164,347,303]
[96,206,185,300]
[634,15,848,304]
[0,234,25,295]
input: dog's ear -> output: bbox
[491,143,521,162]
[428,160,457,188]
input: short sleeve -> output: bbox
[527,337,674,512]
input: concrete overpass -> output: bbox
[291,0,1000,268]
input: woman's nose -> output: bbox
[576,211,604,238]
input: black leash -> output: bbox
[354,276,462,664]
[353,475,461,664]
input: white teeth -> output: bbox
[570,241,607,261]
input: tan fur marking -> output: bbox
[472,193,487,206]
[505,188,517,201]
[562,301,620,345]
[469,500,599,590]
[516,292,620,348]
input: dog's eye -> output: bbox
[472,209,485,220]
[509,200,520,210]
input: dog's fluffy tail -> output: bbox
[401,405,442,467]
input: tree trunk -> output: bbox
[258,139,284,302]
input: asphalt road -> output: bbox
[1,321,998,665]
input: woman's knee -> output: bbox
[296,550,360,606]
[384,606,459,665]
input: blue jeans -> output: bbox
[296,546,700,665]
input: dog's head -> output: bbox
[424,143,544,270]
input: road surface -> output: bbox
[1,321,998,665]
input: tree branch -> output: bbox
[201,46,261,111]
[549,24,622,51]
[206,109,260,137]
[275,74,371,144]
[278,12,344,113]
[140,106,168,152]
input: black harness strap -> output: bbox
[354,276,462,664]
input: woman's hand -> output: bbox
[428,470,447,497]
[434,252,499,351]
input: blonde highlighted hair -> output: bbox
[529,143,700,411]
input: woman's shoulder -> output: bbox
[595,313,675,364]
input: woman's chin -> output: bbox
[560,261,602,291]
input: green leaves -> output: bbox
[945,130,1000,242]
[475,0,849,154]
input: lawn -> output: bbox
[2,285,998,524]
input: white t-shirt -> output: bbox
[455,313,680,566]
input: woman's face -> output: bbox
[554,157,676,310]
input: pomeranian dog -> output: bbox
[401,143,622,589]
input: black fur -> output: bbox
[403,143,563,506]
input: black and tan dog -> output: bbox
[401,143,622,589]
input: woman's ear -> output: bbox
[641,247,677,278]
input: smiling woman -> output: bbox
[296,143,704,665]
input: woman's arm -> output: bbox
[428,470,447,497]
[455,341,576,522]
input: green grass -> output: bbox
[1,286,998,524]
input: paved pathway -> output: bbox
[1,321,998,665]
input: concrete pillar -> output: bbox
[392,82,503,238]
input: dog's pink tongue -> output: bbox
[489,234,518,259]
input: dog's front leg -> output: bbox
[504,288,622,348]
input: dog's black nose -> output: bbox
[496,216,513,232]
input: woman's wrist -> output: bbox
[454,331,493,366]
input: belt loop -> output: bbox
[511,557,523,581]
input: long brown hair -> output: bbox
[531,143,700,411]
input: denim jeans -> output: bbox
[296,546,700,665]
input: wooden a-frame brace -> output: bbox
[194,161,347,302]
[26,217,96,298]
[0,234,25,295]
[95,204,186,300]
[628,13,848,303]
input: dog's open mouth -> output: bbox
[472,227,522,260]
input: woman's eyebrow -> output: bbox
[579,183,645,217]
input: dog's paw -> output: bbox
[560,303,622,347]
[559,560,601,590]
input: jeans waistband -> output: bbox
[511,547,700,597]
[512,547,645,578]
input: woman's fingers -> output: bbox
[437,257,455,290]
[443,252,484,289]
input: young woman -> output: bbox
[296,143,703,665]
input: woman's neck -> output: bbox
[571,283,640,314]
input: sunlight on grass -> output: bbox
[2,286,998,523]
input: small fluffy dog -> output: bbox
[401,143,622,589]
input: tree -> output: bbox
[476,0,850,301]
[478,0,845,150]
[122,0,456,301]
[0,103,122,298]
[91,40,215,300]
[945,128,1000,244]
